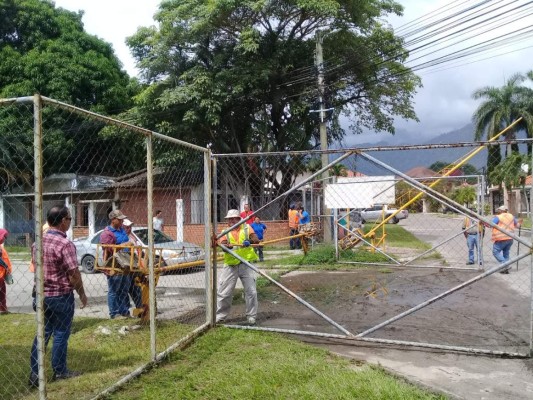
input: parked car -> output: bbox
[73,228,205,274]
[356,204,408,224]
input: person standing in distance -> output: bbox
[100,209,132,319]
[216,209,260,325]
[491,205,521,274]
[240,203,254,225]
[153,210,164,231]
[462,212,484,265]
[250,216,267,262]
[288,203,300,250]
[29,205,87,387]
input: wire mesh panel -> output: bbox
[0,98,39,400]
[214,141,533,356]
[0,96,212,400]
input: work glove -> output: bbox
[242,240,251,247]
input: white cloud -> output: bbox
[53,0,160,75]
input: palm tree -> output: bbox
[472,73,533,212]
[472,73,533,145]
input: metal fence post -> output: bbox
[204,151,214,325]
[146,133,156,361]
[530,149,533,356]
[33,93,47,399]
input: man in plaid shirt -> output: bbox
[29,205,87,388]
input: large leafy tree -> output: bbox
[472,74,533,179]
[472,72,533,209]
[127,0,421,214]
[0,0,143,187]
[128,0,420,152]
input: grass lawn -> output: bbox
[1,314,446,400]
[108,328,444,400]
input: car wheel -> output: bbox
[81,255,96,274]
[390,216,399,224]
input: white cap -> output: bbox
[224,209,240,219]
[123,218,133,226]
[496,205,507,212]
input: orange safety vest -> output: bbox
[492,213,516,242]
[288,209,299,229]
[0,244,12,279]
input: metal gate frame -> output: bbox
[214,133,533,358]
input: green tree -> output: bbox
[472,73,533,209]
[0,0,142,188]
[450,185,476,208]
[126,0,420,216]
[472,73,533,185]
[127,0,420,153]
[488,153,528,215]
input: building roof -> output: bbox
[405,167,440,178]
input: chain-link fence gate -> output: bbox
[0,95,213,399]
[214,136,533,358]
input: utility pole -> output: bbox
[316,30,329,172]
[314,30,332,243]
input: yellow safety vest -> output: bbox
[223,225,259,265]
[492,213,515,242]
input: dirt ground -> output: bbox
[226,266,530,355]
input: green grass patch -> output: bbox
[5,246,31,253]
[366,224,432,250]
[0,313,195,400]
[107,328,444,400]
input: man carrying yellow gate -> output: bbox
[216,209,260,325]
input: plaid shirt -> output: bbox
[36,228,78,297]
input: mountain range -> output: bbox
[341,123,488,175]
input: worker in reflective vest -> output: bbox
[491,205,521,274]
[288,203,300,250]
[216,209,259,325]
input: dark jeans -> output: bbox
[107,275,132,318]
[289,228,301,249]
[255,246,264,261]
[30,292,75,375]
[0,277,6,312]
[129,276,143,309]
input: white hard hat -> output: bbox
[225,209,241,219]
[123,218,133,227]
[496,205,508,212]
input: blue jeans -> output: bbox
[493,239,513,264]
[466,234,478,263]
[107,275,132,318]
[289,228,300,249]
[30,292,75,375]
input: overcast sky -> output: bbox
[53,0,533,141]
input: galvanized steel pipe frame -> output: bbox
[222,324,529,358]
[33,94,47,399]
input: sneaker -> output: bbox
[499,268,510,274]
[247,317,256,325]
[111,314,130,320]
[28,373,39,388]
[53,370,82,381]
[466,262,474,265]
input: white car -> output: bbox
[357,205,409,224]
[73,227,205,274]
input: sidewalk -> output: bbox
[304,337,533,400]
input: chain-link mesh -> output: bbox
[0,96,212,399]
[214,141,533,356]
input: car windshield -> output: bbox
[134,229,175,244]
